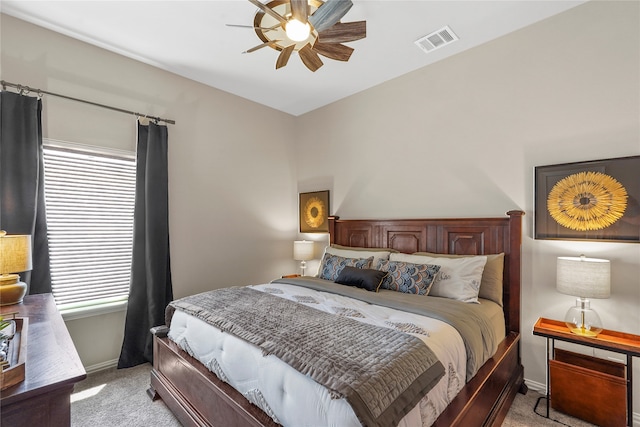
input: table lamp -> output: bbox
[0,231,33,306]
[556,255,610,337]
[293,240,314,276]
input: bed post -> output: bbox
[506,210,524,334]
[506,210,527,396]
[328,216,339,245]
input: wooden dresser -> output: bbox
[1,293,86,427]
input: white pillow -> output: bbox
[389,253,487,303]
[317,246,392,277]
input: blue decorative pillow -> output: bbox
[317,253,373,281]
[376,259,441,295]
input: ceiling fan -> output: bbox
[233,0,366,72]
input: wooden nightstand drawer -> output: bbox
[550,348,626,427]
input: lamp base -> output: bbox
[299,260,307,277]
[564,297,603,337]
[567,327,600,337]
[0,274,27,306]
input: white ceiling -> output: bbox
[1,0,586,116]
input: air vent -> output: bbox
[414,26,458,54]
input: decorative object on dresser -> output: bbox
[534,155,640,242]
[556,255,610,337]
[293,240,314,276]
[533,317,640,427]
[0,313,27,391]
[299,190,330,233]
[0,293,86,427]
[0,231,32,306]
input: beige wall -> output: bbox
[295,0,640,415]
[1,13,298,368]
[2,0,639,417]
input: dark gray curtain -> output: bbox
[118,121,173,368]
[0,91,52,294]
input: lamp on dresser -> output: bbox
[0,231,32,306]
[293,240,314,276]
[556,255,610,337]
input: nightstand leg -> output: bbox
[545,337,551,418]
[627,355,632,426]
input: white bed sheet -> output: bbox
[168,283,500,427]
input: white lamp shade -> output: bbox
[293,240,314,261]
[0,233,33,274]
[557,255,610,299]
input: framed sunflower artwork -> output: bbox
[535,155,640,242]
[299,190,330,233]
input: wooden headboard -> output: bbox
[328,210,524,334]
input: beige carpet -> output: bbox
[504,389,596,427]
[71,364,180,427]
[71,364,596,426]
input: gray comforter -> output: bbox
[272,277,499,380]
[167,284,445,427]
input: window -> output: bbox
[42,141,136,314]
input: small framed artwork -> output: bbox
[299,190,330,233]
[534,155,640,242]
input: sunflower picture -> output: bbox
[303,196,326,229]
[299,191,330,233]
[547,171,628,231]
[535,156,640,242]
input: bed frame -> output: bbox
[149,210,526,427]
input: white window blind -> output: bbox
[42,142,136,311]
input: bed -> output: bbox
[148,211,526,426]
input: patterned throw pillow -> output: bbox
[317,253,373,281]
[324,246,392,273]
[376,260,441,295]
[412,252,504,306]
[390,253,487,303]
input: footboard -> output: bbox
[149,330,279,427]
[433,332,525,426]
[150,328,524,427]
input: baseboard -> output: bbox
[84,358,118,374]
[523,378,545,393]
[524,377,640,426]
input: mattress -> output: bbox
[168,282,505,427]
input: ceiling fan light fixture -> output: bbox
[244,0,366,71]
[286,19,311,42]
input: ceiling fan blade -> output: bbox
[243,41,280,53]
[299,44,324,72]
[290,0,309,23]
[247,0,287,25]
[313,42,354,61]
[309,0,353,33]
[317,21,366,43]
[276,45,296,69]
[226,23,280,31]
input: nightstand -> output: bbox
[533,317,640,427]
[281,274,301,278]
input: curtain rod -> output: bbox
[1,80,175,125]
